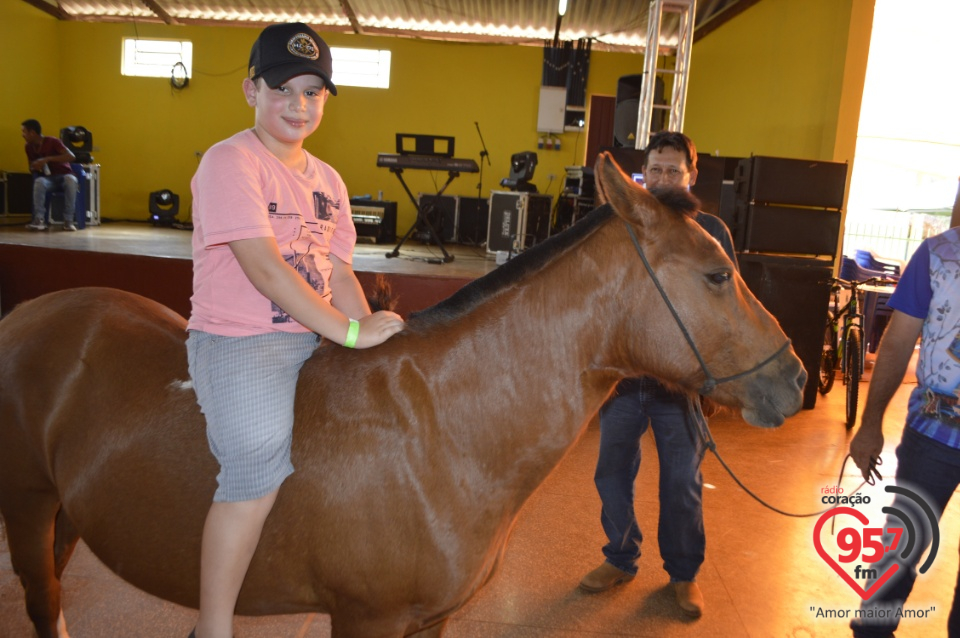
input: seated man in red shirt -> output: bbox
[21,118,78,231]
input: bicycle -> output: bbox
[818,276,892,429]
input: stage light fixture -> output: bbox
[149,189,180,226]
[500,151,539,193]
[60,126,93,163]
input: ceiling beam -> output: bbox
[142,0,180,25]
[20,0,70,20]
[338,0,363,35]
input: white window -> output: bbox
[121,38,192,79]
[331,47,391,89]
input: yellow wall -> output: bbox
[1,2,62,169]
[685,0,863,161]
[2,1,871,229]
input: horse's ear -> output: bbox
[593,152,658,227]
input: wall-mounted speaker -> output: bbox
[613,74,665,148]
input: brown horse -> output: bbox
[0,153,805,638]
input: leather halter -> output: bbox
[624,221,791,395]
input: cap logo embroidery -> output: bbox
[287,33,320,60]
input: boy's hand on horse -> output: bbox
[355,310,404,348]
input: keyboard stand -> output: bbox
[385,167,457,263]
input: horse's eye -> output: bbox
[708,271,732,286]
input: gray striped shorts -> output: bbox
[186,329,319,502]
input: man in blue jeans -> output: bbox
[849,226,960,637]
[21,118,78,231]
[579,131,737,619]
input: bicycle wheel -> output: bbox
[818,321,837,395]
[844,328,862,429]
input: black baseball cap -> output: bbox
[248,23,337,95]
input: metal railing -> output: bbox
[841,209,950,262]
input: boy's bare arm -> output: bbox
[328,254,372,320]
[229,237,403,348]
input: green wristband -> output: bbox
[343,319,360,348]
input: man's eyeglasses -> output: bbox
[645,166,687,179]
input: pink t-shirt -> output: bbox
[188,129,357,336]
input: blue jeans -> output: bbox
[32,173,78,224]
[594,377,706,582]
[851,427,960,637]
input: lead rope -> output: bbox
[625,221,870,519]
[689,395,872,520]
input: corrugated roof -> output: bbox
[24,0,756,52]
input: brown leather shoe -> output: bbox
[673,581,704,618]
[578,562,635,593]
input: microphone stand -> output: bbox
[474,121,491,202]
[473,121,492,247]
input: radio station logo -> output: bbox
[812,484,940,601]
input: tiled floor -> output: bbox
[2,360,956,638]
[0,219,956,637]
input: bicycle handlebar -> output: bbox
[823,276,896,290]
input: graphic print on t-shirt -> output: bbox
[314,191,334,222]
[270,192,341,324]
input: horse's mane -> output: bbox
[405,186,700,328]
[646,186,700,217]
[407,204,614,328]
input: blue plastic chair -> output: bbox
[839,255,897,354]
[853,249,901,280]
[839,255,890,282]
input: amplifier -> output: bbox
[487,192,553,254]
[349,199,397,244]
[563,166,595,198]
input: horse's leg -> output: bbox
[1,493,72,638]
[53,507,80,581]
[52,507,80,638]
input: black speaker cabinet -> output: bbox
[736,204,841,257]
[418,194,458,243]
[457,196,489,246]
[717,182,738,239]
[613,74,665,148]
[348,198,397,244]
[487,192,553,254]
[691,155,741,217]
[4,172,33,214]
[731,156,847,257]
[739,254,833,410]
[735,156,848,209]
